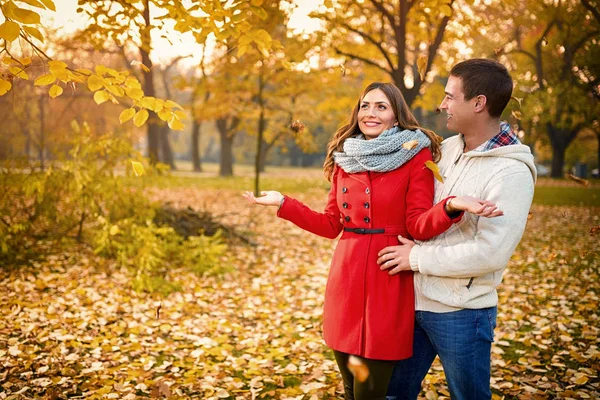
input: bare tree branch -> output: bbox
[334,48,392,74]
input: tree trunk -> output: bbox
[216,119,235,177]
[219,131,234,177]
[258,139,268,173]
[550,145,566,178]
[140,0,160,164]
[597,131,600,176]
[160,126,176,170]
[38,94,45,171]
[191,120,202,172]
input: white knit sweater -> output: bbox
[410,135,537,312]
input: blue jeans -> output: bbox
[387,307,497,400]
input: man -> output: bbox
[378,59,537,399]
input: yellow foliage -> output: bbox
[9,66,29,80]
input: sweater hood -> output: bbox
[444,135,538,184]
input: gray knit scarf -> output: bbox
[333,126,431,173]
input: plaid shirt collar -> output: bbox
[461,122,520,152]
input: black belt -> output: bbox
[343,227,385,234]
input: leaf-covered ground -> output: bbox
[1,182,599,399]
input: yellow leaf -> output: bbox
[157,108,171,121]
[153,98,165,112]
[75,68,93,75]
[168,116,184,131]
[105,84,124,97]
[119,108,136,124]
[131,161,145,176]
[164,100,183,109]
[440,4,453,17]
[87,75,104,92]
[48,60,67,69]
[237,44,250,57]
[9,7,41,24]
[48,84,63,98]
[575,375,589,385]
[124,76,142,89]
[93,90,110,105]
[347,355,369,383]
[16,0,45,9]
[10,66,29,79]
[22,25,43,42]
[402,140,419,150]
[39,0,56,11]
[20,57,32,65]
[0,21,21,42]
[125,87,144,101]
[425,160,444,183]
[140,96,157,110]
[0,78,12,96]
[34,73,55,86]
[216,389,229,398]
[133,109,149,127]
[173,110,187,120]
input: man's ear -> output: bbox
[473,95,487,113]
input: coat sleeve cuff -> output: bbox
[409,245,421,272]
[276,195,289,218]
[443,196,464,223]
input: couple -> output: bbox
[244,59,536,399]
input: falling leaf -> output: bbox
[566,174,589,187]
[131,60,151,72]
[131,161,145,176]
[340,63,347,77]
[425,160,444,182]
[511,110,522,120]
[347,355,369,383]
[590,226,599,236]
[402,140,419,150]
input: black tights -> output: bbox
[333,351,397,400]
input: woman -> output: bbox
[243,82,501,399]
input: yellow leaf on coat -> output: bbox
[425,160,444,183]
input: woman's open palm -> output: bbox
[242,190,284,207]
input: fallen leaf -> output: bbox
[402,140,419,150]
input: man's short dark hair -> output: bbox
[450,59,513,118]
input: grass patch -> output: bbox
[533,186,600,207]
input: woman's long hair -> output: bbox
[323,82,441,181]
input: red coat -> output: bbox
[278,148,461,360]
